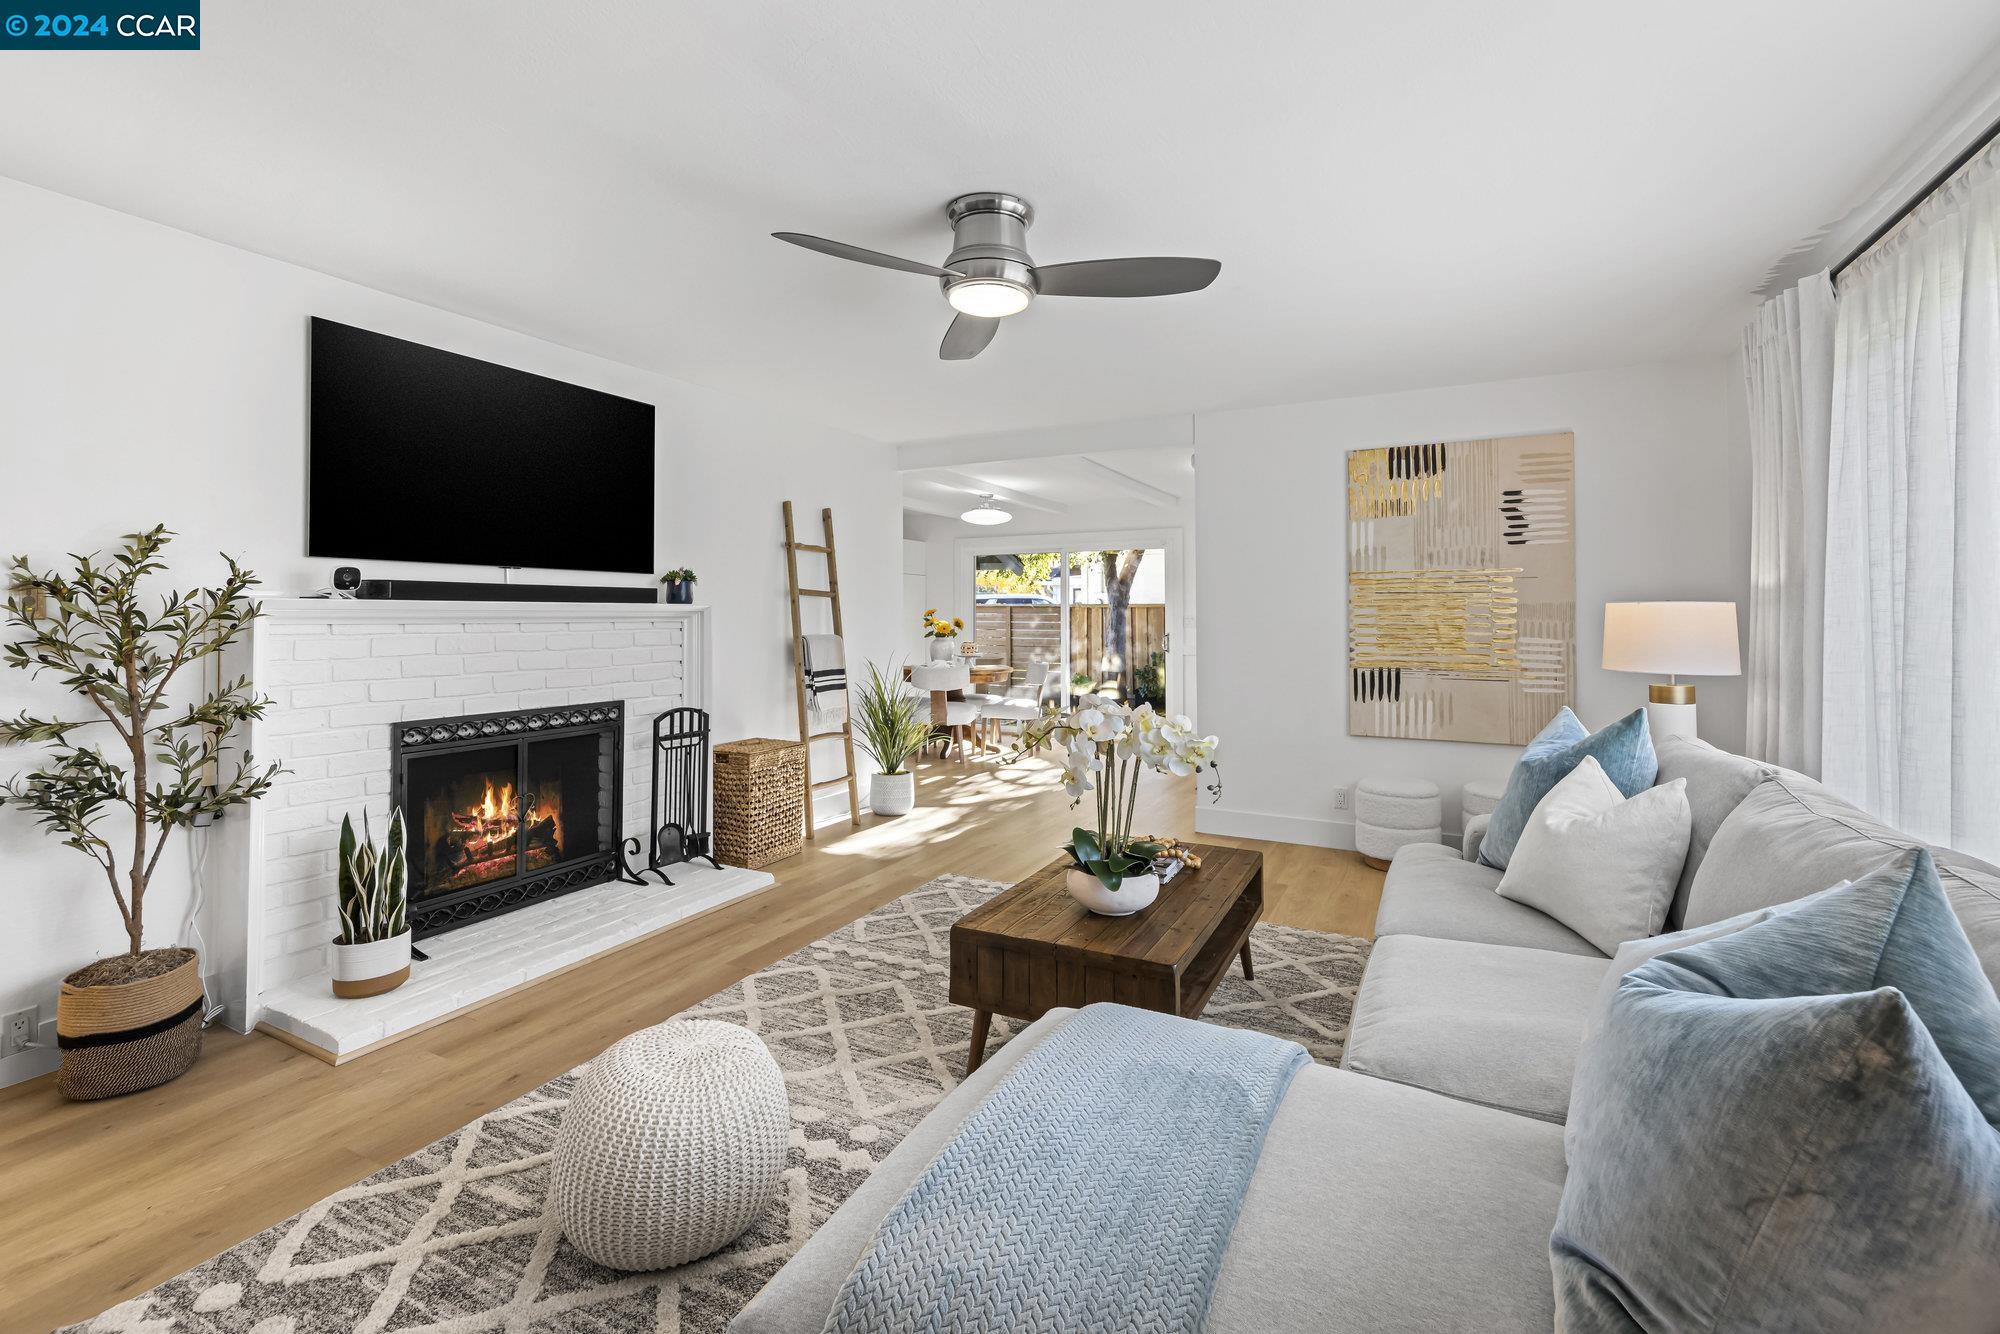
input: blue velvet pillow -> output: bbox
[1477,707,1656,869]
[1658,847,2000,1129]
[1555,874,2000,1333]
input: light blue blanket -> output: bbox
[821,1003,1310,1334]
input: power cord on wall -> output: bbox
[183,818,229,1028]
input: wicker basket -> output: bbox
[714,738,806,869]
[56,947,204,1101]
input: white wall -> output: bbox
[1195,357,1751,849]
[0,178,900,1086]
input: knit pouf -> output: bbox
[1354,777,1442,867]
[1461,776,1508,820]
[551,1019,790,1270]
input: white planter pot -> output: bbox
[928,637,957,662]
[1065,867,1160,917]
[871,770,916,816]
[331,930,412,999]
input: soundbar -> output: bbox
[356,579,657,604]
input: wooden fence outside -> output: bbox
[971,603,1166,691]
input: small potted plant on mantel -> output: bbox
[851,660,931,816]
[331,809,412,998]
[659,568,698,604]
[1018,695,1220,916]
[0,526,283,1100]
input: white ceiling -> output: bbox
[4,2,1998,444]
[903,448,1194,532]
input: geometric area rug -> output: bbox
[68,875,1371,1334]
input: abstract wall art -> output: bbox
[1346,431,1575,744]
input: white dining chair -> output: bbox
[979,666,1062,753]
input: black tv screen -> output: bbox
[308,318,656,574]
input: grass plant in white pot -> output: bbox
[1020,695,1219,916]
[851,660,930,816]
[332,808,412,998]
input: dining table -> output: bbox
[906,660,976,760]
[966,663,1015,692]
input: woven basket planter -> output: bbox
[56,947,203,1101]
[714,738,805,869]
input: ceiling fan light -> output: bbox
[960,495,1012,525]
[946,279,1032,319]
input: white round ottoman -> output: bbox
[1461,776,1508,820]
[1354,777,1442,869]
[551,1019,789,1270]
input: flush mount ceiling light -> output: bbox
[946,277,1033,319]
[960,494,1012,526]
[773,192,1220,360]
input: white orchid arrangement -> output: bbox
[1019,694,1221,892]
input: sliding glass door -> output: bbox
[969,543,1174,714]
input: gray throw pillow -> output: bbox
[1649,735,1769,929]
[1682,772,2000,992]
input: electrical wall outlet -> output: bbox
[1332,787,1350,812]
[1,1006,39,1059]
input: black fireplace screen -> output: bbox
[392,702,622,937]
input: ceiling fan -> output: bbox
[773,192,1220,361]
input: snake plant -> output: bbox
[336,808,408,945]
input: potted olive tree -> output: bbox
[1,527,283,1100]
[332,808,411,997]
[851,660,930,816]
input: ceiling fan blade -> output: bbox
[1033,256,1221,298]
[772,232,961,278]
[939,313,1000,361]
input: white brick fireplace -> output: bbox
[226,599,772,1060]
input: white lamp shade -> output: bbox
[1602,602,1741,677]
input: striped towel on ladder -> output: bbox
[801,633,848,731]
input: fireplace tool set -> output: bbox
[618,705,721,885]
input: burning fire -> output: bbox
[437,778,562,880]
[451,778,520,860]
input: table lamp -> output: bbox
[1601,602,1741,743]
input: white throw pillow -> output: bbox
[1494,757,1690,955]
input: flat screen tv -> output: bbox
[308,318,655,574]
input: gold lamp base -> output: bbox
[1648,682,1696,705]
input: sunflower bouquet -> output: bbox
[920,609,965,639]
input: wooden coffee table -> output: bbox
[949,844,1264,1074]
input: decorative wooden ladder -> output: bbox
[782,501,862,836]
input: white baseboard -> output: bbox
[1194,805,1461,854]
[812,785,856,824]
[0,1042,59,1090]
[1196,806,1355,849]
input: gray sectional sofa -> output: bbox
[1343,736,2000,1128]
[734,735,2000,1333]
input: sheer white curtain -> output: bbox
[1823,142,2000,858]
[1742,272,1835,775]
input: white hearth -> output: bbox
[227,598,774,1058]
[258,862,771,1060]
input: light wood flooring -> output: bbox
[0,753,1384,1333]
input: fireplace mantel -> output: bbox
[255,597,711,624]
